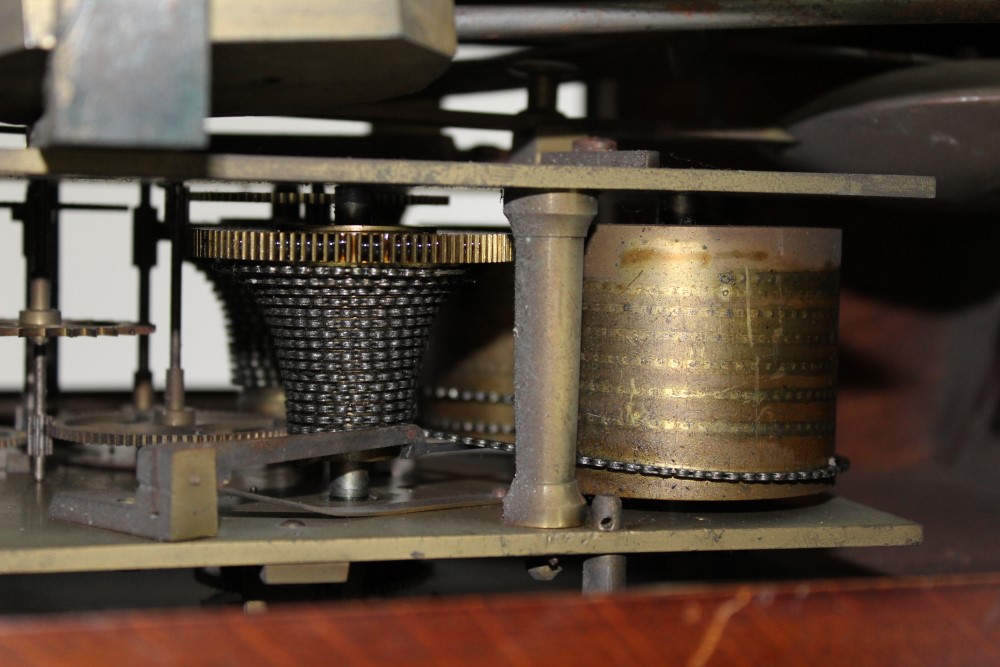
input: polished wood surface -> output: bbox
[0,574,997,666]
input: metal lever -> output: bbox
[221,487,502,518]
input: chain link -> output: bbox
[240,264,464,433]
[423,429,849,484]
[423,385,515,406]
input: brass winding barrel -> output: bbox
[577,225,842,501]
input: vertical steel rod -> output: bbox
[583,495,626,594]
[27,341,48,482]
[168,185,183,375]
[132,183,156,411]
[502,191,597,528]
[19,181,59,481]
[24,278,53,482]
[46,188,60,405]
[161,184,193,425]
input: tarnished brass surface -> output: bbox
[210,0,456,116]
[191,226,513,266]
[502,193,598,529]
[0,457,919,574]
[260,562,350,585]
[49,408,284,447]
[188,191,448,206]
[578,225,842,501]
[167,449,219,541]
[0,149,936,200]
[0,0,456,123]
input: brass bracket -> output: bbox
[48,447,218,542]
[49,424,426,541]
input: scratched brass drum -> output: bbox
[577,225,842,501]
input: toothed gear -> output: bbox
[190,226,512,266]
[48,409,284,447]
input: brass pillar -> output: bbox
[502,192,597,528]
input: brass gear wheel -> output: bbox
[0,427,25,448]
[194,224,513,435]
[190,225,512,266]
[49,409,284,447]
[0,320,154,338]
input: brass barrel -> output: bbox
[577,225,842,501]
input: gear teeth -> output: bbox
[48,410,284,447]
[198,224,511,435]
[191,227,513,266]
[0,427,25,448]
[0,320,154,338]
